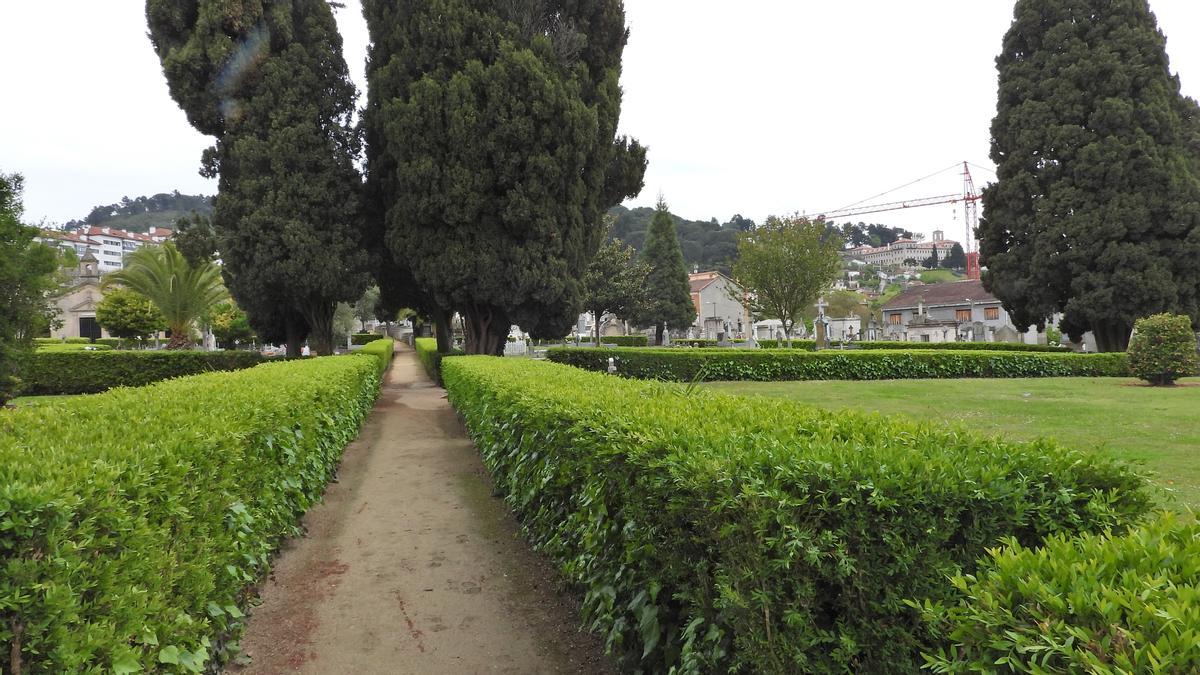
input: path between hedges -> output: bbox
[230,346,614,674]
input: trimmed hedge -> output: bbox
[442,357,1149,672]
[351,332,381,345]
[0,352,386,672]
[17,350,264,395]
[754,339,1067,352]
[547,347,1129,381]
[919,511,1199,673]
[414,337,462,383]
[356,338,395,375]
[599,335,648,347]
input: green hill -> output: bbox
[66,192,213,233]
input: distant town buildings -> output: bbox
[842,229,957,269]
[689,270,753,340]
[36,225,173,271]
[880,279,1028,343]
[51,252,111,340]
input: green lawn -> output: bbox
[917,268,964,284]
[705,377,1200,507]
[9,394,79,407]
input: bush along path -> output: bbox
[231,345,613,674]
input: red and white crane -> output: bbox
[809,161,984,279]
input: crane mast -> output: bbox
[812,161,982,279]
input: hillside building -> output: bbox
[37,225,173,271]
[843,229,957,269]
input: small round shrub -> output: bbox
[1126,313,1198,385]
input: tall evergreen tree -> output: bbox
[941,242,967,269]
[635,198,695,344]
[979,0,1200,351]
[362,0,646,355]
[0,172,59,405]
[146,0,371,355]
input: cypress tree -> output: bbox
[979,0,1200,351]
[362,0,646,355]
[636,197,696,345]
[146,0,371,355]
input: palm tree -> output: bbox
[104,243,226,349]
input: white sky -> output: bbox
[2,1,1198,242]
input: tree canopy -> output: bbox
[146,0,371,355]
[633,198,695,344]
[0,172,60,404]
[96,287,166,342]
[581,235,649,344]
[105,243,226,349]
[362,0,646,354]
[731,214,842,347]
[941,242,967,269]
[979,0,1200,351]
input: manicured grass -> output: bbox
[918,268,964,284]
[705,377,1200,507]
[10,394,80,407]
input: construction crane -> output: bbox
[809,161,983,279]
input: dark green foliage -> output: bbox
[547,347,1128,381]
[608,205,741,275]
[940,242,967,270]
[363,0,645,354]
[923,245,939,270]
[16,350,263,395]
[441,357,1150,672]
[1127,313,1199,385]
[634,198,696,344]
[352,333,381,345]
[0,172,59,406]
[919,511,1197,673]
[64,191,213,232]
[204,300,255,348]
[582,236,649,344]
[851,341,1069,353]
[836,221,916,247]
[146,0,371,355]
[0,353,382,672]
[979,0,1200,352]
[95,287,166,341]
[599,335,647,346]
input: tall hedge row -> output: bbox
[441,357,1150,673]
[547,347,1128,382]
[16,350,264,395]
[0,348,389,673]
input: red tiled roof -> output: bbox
[881,279,999,310]
[689,271,719,294]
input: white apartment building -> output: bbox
[37,226,173,271]
[843,229,958,269]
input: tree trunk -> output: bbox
[433,308,452,353]
[1094,320,1132,352]
[654,322,664,346]
[302,302,336,356]
[166,324,192,350]
[463,305,509,355]
[594,309,602,347]
[285,313,307,358]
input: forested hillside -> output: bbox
[609,204,915,275]
[64,192,213,232]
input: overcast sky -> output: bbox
[2,2,1198,243]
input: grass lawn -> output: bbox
[917,268,964,284]
[9,394,79,407]
[705,377,1200,508]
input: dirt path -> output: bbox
[231,347,614,674]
